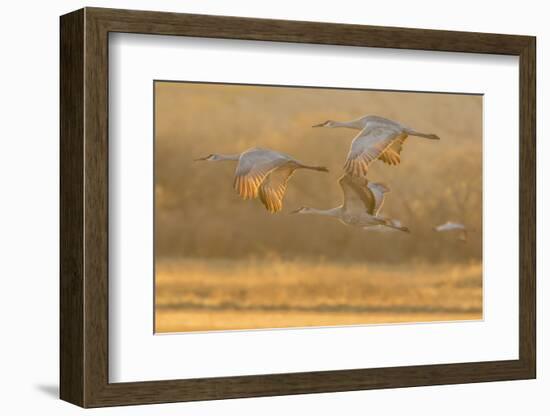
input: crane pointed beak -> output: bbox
[194,156,209,161]
[312,122,325,128]
[289,208,302,214]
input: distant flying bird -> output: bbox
[291,174,409,233]
[433,221,469,241]
[195,147,328,213]
[313,115,440,177]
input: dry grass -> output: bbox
[155,258,482,333]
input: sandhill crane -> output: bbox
[195,147,328,213]
[291,174,409,233]
[433,221,469,241]
[313,115,440,177]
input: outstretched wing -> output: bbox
[258,164,296,213]
[233,149,289,200]
[344,126,408,177]
[338,174,376,215]
[368,182,390,215]
[378,138,407,165]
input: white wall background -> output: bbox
[0,1,545,414]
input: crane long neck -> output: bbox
[331,119,365,130]
[216,153,241,161]
[304,207,342,218]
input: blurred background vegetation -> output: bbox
[155,81,482,264]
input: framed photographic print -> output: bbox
[60,7,536,408]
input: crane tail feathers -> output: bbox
[407,130,440,140]
[299,164,329,173]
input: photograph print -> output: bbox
[154,81,482,333]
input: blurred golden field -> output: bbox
[154,81,483,333]
[155,259,482,332]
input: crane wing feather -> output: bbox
[259,165,296,213]
[378,138,406,165]
[344,127,408,176]
[368,182,390,215]
[233,149,290,200]
[338,174,376,214]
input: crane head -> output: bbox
[312,120,335,128]
[289,206,311,214]
[194,154,217,161]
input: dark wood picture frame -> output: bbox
[60,7,536,408]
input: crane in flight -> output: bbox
[291,174,409,233]
[195,147,328,213]
[433,221,470,241]
[313,115,439,177]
